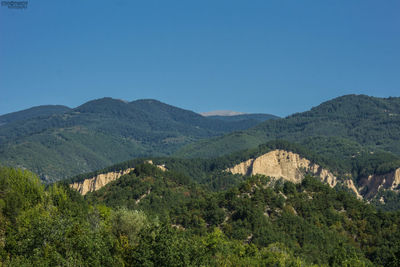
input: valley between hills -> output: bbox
[2,94,400,266]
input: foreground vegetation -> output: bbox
[0,166,308,266]
[2,164,400,266]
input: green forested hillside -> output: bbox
[0,98,275,182]
[176,95,400,158]
[3,164,400,266]
[82,163,400,265]
[0,166,316,266]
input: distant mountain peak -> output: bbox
[133,99,162,103]
[200,110,247,117]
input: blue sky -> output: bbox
[1,0,399,117]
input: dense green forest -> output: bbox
[0,166,312,266]
[176,95,400,158]
[87,163,400,266]
[3,164,400,266]
[0,98,275,182]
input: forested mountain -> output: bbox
[0,98,275,182]
[176,95,400,206]
[176,95,400,158]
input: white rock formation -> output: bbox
[228,150,361,197]
[70,168,134,195]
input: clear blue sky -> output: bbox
[1,0,399,117]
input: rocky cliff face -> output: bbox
[229,150,337,185]
[358,168,400,199]
[228,150,362,198]
[70,168,134,195]
[70,161,167,195]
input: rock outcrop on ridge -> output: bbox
[228,149,362,198]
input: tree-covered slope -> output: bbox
[0,166,321,266]
[0,98,276,182]
[83,162,400,266]
[3,161,400,265]
[176,95,400,158]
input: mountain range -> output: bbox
[2,94,400,266]
[0,98,277,181]
[1,94,400,198]
[60,94,400,207]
